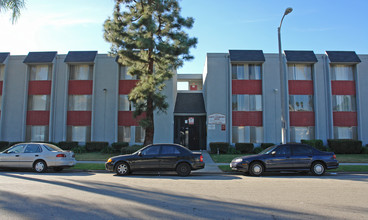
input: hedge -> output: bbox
[85,142,109,152]
[111,142,129,152]
[58,141,79,150]
[0,141,10,152]
[301,139,325,151]
[235,143,254,154]
[209,142,230,154]
[327,139,362,154]
[121,145,143,154]
[260,143,275,150]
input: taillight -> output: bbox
[200,155,203,162]
[333,154,337,159]
[56,154,66,158]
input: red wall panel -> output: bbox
[26,111,50,125]
[232,111,262,126]
[28,81,52,95]
[68,80,93,95]
[118,111,146,126]
[67,111,92,126]
[0,81,3,95]
[288,81,314,95]
[331,81,356,95]
[333,112,357,126]
[289,111,315,126]
[232,80,262,95]
[119,80,139,94]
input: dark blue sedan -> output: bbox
[230,144,339,176]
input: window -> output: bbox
[275,145,291,156]
[70,64,93,80]
[26,126,49,142]
[119,65,136,80]
[290,127,315,143]
[232,126,263,143]
[68,95,92,111]
[67,126,91,142]
[292,145,312,155]
[288,64,312,80]
[330,65,354,81]
[232,64,262,80]
[119,95,134,111]
[333,95,356,112]
[334,127,357,139]
[289,95,314,111]
[24,144,42,153]
[28,95,50,111]
[135,126,145,143]
[8,144,26,153]
[141,145,160,156]
[0,65,4,80]
[30,65,52,81]
[118,126,131,142]
[161,145,180,155]
[232,95,262,111]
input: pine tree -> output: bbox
[0,0,25,24]
[104,0,197,146]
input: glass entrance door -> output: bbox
[174,116,206,150]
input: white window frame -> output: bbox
[288,64,312,80]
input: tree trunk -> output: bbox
[143,97,154,146]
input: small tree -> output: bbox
[0,0,25,24]
[104,0,197,145]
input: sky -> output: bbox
[1,0,367,74]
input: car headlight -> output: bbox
[234,158,243,163]
[107,158,112,163]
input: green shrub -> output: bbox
[73,146,86,154]
[100,146,116,154]
[227,147,241,154]
[121,145,143,154]
[111,142,129,152]
[209,142,230,154]
[8,142,21,147]
[361,146,368,154]
[260,143,274,150]
[85,142,109,152]
[327,139,362,154]
[235,143,254,154]
[301,139,325,151]
[253,147,263,154]
[58,141,79,150]
[0,141,10,152]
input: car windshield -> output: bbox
[43,143,63,152]
[258,146,277,155]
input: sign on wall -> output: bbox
[208,113,226,125]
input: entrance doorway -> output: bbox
[174,116,206,150]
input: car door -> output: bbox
[291,145,313,169]
[159,145,182,170]
[134,145,161,170]
[18,144,43,168]
[0,144,26,168]
[264,145,293,170]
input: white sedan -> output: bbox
[0,143,76,173]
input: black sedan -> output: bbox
[230,144,339,176]
[105,144,205,176]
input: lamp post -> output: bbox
[278,7,292,144]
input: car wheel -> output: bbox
[176,163,191,177]
[33,160,47,173]
[311,162,326,176]
[115,162,130,176]
[249,162,264,176]
[53,167,64,172]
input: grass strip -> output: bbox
[218,165,368,173]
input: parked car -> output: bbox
[0,143,76,173]
[105,144,205,176]
[230,144,339,176]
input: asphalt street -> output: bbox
[0,171,367,220]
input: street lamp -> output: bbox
[278,7,293,144]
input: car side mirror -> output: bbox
[138,151,142,157]
[271,151,276,156]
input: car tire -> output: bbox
[176,163,191,177]
[249,162,264,176]
[33,160,47,173]
[311,161,326,176]
[53,167,64,172]
[115,162,130,176]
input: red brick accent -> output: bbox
[67,111,92,126]
[232,80,262,95]
[333,112,357,126]
[288,80,314,95]
[232,111,262,126]
[26,111,50,125]
[0,81,3,95]
[118,111,146,126]
[331,81,356,95]
[68,80,93,95]
[28,81,52,95]
[290,111,315,126]
[119,80,139,94]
